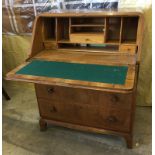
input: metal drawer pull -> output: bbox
[47,87,54,94]
[111,95,119,102]
[50,106,57,113]
[107,116,117,123]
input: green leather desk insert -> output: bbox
[16,60,128,85]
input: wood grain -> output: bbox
[33,50,137,65]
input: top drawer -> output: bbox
[35,84,133,110]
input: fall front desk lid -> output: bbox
[15,60,128,85]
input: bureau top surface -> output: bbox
[38,8,143,17]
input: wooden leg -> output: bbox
[39,118,47,131]
[123,134,133,149]
[2,87,10,100]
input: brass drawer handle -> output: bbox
[107,116,117,123]
[50,106,57,113]
[111,95,119,103]
[47,87,54,94]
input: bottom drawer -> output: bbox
[38,98,131,132]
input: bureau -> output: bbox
[6,9,144,148]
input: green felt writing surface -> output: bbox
[16,60,128,85]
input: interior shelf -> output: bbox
[71,17,105,25]
[58,43,119,52]
[105,40,120,45]
[58,40,71,43]
[71,24,105,27]
[121,40,137,44]
[70,32,104,35]
[70,27,104,33]
[43,39,56,42]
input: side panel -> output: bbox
[28,16,44,59]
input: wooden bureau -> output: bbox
[6,9,144,148]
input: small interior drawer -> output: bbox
[44,42,57,49]
[70,33,104,44]
[119,45,137,54]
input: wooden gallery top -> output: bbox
[6,9,144,92]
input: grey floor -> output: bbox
[3,84,152,155]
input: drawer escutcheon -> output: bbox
[47,87,54,94]
[106,116,118,123]
[111,95,119,103]
[50,106,57,113]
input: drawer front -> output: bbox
[38,98,131,132]
[70,33,104,44]
[119,45,137,54]
[44,42,57,49]
[35,84,133,110]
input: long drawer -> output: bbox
[35,84,133,110]
[37,98,131,132]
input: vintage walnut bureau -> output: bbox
[6,10,144,148]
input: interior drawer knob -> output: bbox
[47,87,54,94]
[107,116,117,123]
[85,38,90,41]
